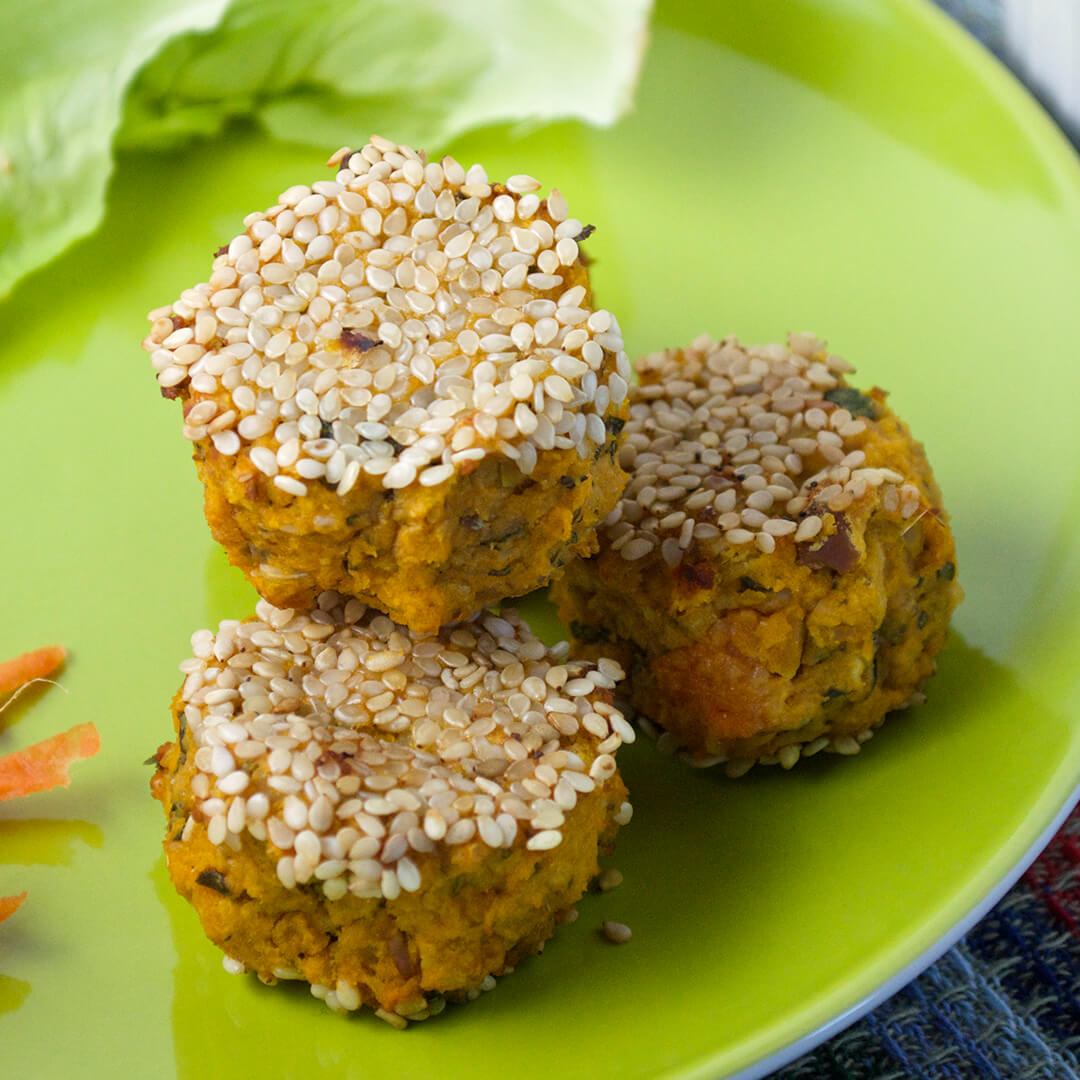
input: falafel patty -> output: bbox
[152,594,633,1022]
[143,137,629,634]
[552,333,962,775]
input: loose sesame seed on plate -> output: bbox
[601,920,632,944]
[145,137,627,496]
[596,867,624,892]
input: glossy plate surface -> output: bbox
[2,2,1079,1077]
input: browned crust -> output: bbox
[152,700,625,1015]
[196,424,626,635]
[553,391,963,763]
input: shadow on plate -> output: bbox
[0,818,104,867]
[0,974,30,1017]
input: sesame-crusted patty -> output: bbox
[143,136,630,631]
[151,594,633,1021]
[552,333,963,775]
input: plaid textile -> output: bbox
[776,806,1080,1079]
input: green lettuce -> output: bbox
[0,0,651,299]
[0,1,231,299]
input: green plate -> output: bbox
[3,1,1079,1077]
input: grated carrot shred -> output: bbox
[0,646,66,697]
[0,722,100,803]
[0,893,27,924]
[0,646,95,930]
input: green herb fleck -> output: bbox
[738,576,771,594]
[570,620,610,645]
[824,387,878,419]
[196,869,230,896]
[490,521,525,546]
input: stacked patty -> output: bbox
[151,597,631,1021]
[143,136,630,633]
[145,138,634,1023]
[553,333,962,775]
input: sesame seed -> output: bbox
[375,1008,408,1030]
[794,515,822,542]
[147,139,629,499]
[396,856,422,892]
[526,829,563,851]
[176,593,631,897]
[217,770,249,796]
[335,981,361,1011]
[273,475,307,497]
[601,920,632,944]
[620,537,654,561]
[211,430,241,456]
[600,335,911,564]
[506,174,542,194]
[596,867,623,892]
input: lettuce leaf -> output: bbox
[0,1,231,299]
[0,0,651,300]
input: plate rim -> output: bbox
[688,1,1080,1074]
[4,1,1080,1077]
[727,784,1080,1080]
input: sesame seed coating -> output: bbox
[607,332,906,566]
[170,593,631,901]
[554,332,962,770]
[144,137,630,497]
[640,708,889,778]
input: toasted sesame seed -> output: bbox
[506,173,542,194]
[177,594,629,901]
[601,920,632,944]
[600,334,909,564]
[620,537,654,561]
[526,829,563,851]
[596,867,623,892]
[794,515,822,542]
[147,138,628,496]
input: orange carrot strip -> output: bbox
[0,646,66,696]
[0,892,27,924]
[0,722,100,802]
